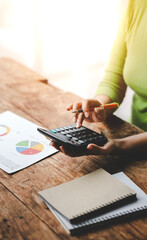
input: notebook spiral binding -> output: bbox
[73,205,147,229]
[71,192,136,222]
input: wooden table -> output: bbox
[0,58,146,240]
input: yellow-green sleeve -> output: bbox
[95,13,127,104]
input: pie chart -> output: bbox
[16,140,44,155]
[0,125,10,136]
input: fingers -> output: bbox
[50,141,60,151]
[50,141,89,157]
[82,99,106,122]
[87,144,105,155]
[72,102,82,124]
[82,99,101,116]
[50,141,76,156]
[87,141,112,155]
[93,107,106,122]
[66,103,73,111]
[66,99,106,127]
[66,102,82,112]
[76,113,84,128]
[59,145,67,154]
[51,140,113,157]
[59,146,76,157]
[67,102,85,127]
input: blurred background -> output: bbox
[0,0,133,122]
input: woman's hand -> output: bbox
[50,139,120,157]
[66,99,106,128]
[50,132,147,157]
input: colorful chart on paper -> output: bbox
[0,125,10,136]
[16,140,44,155]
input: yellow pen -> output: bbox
[72,102,119,113]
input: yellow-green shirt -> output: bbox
[95,0,147,131]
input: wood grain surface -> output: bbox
[0,58,146,240]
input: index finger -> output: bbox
[82,99,101,112]
[66,103,73,111]
[66,102,82,111]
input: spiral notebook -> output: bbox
[46,172,147,235]
[39,169,136,223]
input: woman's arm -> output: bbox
[51,132,147,156]
[87,132,147,155]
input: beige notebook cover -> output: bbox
[39,169,136,223]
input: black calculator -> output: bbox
[37,124,108,154]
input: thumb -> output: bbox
[87,143,106,155]
[94,107,106,121]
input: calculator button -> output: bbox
[74,128,80,132]
[98,135,103,139]
[75,131,80,135]
[92,133,97,136]
[62,126,69,130]
[72,137,78,141]
[81,131,87,135]
[87,133,92,137]
[66,134,72,138]
[61,131,66,134]
[93,137,99,142]
[71,133,76,137]
[54,129,61,132]
[59,127,65,131]
[89,138,93,142]
[64,130,70,134]
[68,129,74,133]
[77,136,82,139]
[67,125,74,129]
[50,130,57,133]
[78,140,85,144]
[81,135,87,139]
[95,136,100,140]
[79,126,85,130]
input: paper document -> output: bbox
[0,111,58,174]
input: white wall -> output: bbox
[0,0,132,122]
